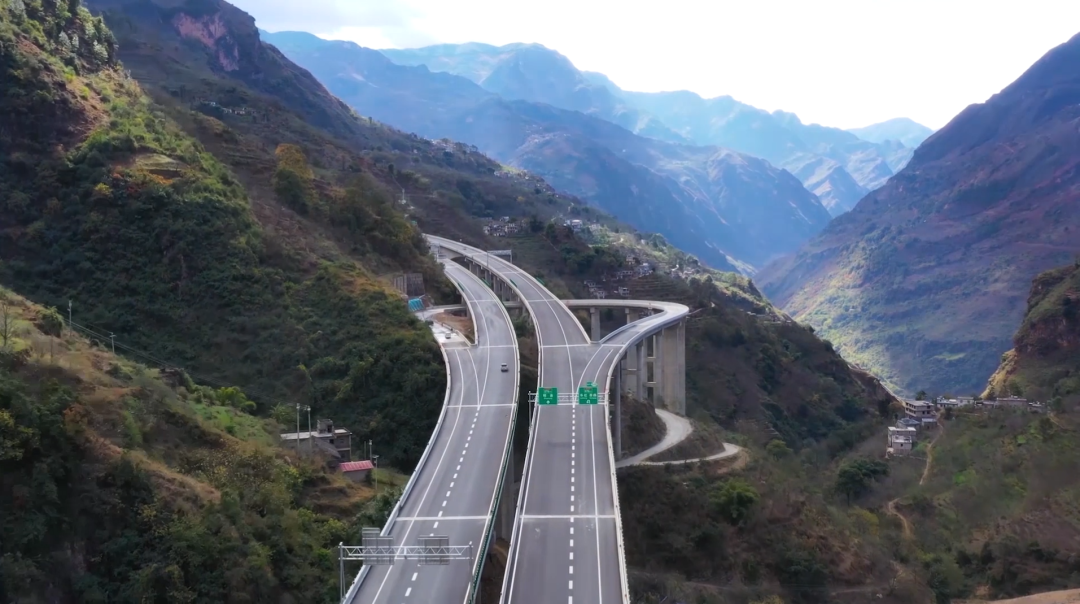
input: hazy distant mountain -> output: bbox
[383,42,918,215]
[266,32,833,272]
[847,117,935,148]
[381,43,688,144]
[758,31,1080,395]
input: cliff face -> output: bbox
[758,31,1080,396]
[986,262,1080,402]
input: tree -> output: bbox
[0,302,16,349]
[915,390,928,401]
[215,387,255,412]
[766,438,793,459]
[835,458,889,504]
[710,478,759,524]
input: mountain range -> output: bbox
[382,42,933,217]
[759,30,1080,395]
[266,32,836,273]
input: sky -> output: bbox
[230,0,1080,131]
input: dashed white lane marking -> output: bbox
[521,514,616,519]
[570,552,574,560]
[406,587,412,597]
[442,501,447,507]
[446,491,451,498]
[433,522,439,528]
[398,515,486,521]
[459,457,464,463]
[412,573,418,581]
[569,580,573,589]
[570,566,574,574]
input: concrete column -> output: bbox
[635,340,645,399]
[624,342,639,397]
[613,364,622,460]
[661,325,681,414]
[590,307,600,341]
[625,308,638,325]
[677,320,686,414]
[649,332,662,406]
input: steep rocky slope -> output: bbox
[758,31,1080,396]
[986,261,1080,403]
[265,32,833,273]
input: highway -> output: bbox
[348,260,519,604]
[428,236,689,604]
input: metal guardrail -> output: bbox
[598,302,688,604]
[340,304,458,603]
[452,262,521,604]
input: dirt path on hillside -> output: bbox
[920,418,946,486]
[886,498,914,539]
[888,417,946,541]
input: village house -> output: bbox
[280,418,352,461]
[896,417,922,431]
[903,399,937,425]
[887,426,915,455]
[340,460,374,482]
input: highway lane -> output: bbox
[350,261,518,604]
[428,237,689,604]
[425,237,626,604]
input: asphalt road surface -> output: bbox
[424,237,687,604]
[349,260,518,604]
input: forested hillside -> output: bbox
[0,286,402,602]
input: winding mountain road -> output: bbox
[347,261,519,604]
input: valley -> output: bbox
[3,1,1080,603]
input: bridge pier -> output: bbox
[590,307,601,342]
[648,332,661,405]
[659,321,686,415]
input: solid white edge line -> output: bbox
[448,260,520,604]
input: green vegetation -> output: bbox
[835,458,889,503]
[0,287,383,603]
[1,0,445,473]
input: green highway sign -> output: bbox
[538,387,558,405]
[577,384,599,405]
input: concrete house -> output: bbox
[340,460,374,482]
[904,399,937,425]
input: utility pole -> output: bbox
[373,454,380,494]
[67,300,72,336]
[109,333,115,354]
[368,439,372,461]
[305,406,312,454]
[295,403,301,455]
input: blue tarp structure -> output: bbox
[407,298,424,312]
